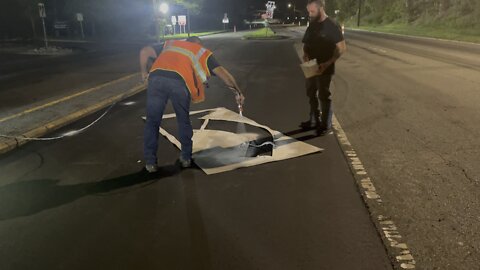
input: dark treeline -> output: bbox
[328,0,480,27]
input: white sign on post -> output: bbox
[38,3,48,48]
[222,13,229,24]
[76,13,84,22]
[76,13,85,38]
[178,15,187,33]
[38,3,46,18]
[265,1,276,19]
[171,16,177,35]
[178,15,187,26]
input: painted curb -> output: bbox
[0,83,145,155]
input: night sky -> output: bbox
[0,0,309,39]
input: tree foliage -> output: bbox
[328,0,480,27]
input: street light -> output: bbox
[287,2,296,24]
[152,1,169,42]
[159,3,169,14]
[158,3,169,40]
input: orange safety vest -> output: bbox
[150,40,213,103]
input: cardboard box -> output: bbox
[300,59,319,78]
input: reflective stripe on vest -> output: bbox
[163,43,208,83]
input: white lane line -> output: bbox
[369,47,388,54]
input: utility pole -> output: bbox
[357,0,362,27]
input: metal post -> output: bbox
[41,18,48,49]
[162,18,165,40]
[357,0,362,27]
[38,3,48,49]
[187,8,191,37]
[79,21,85,39]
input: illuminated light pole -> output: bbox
[152,1,169,42]
[152,0,159,42]
[159,3,169,40]
[159,3,169,14]
[288,2,296,24]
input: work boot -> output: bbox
[300,116,320,130]
[177,157,193,169]
[316,126,332,136]
[145,164,159,173]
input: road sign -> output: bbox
[178,15,187,26]
[222,13,229,24]
[38,3,48,49]
[171,16,177,25]
[76,13,85,39]
[38,3,46,18]
[265,1,276,19]
[76,13,84,22]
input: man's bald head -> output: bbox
[307,0,325,8]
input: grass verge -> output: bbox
[244,27,277,39]
[348,23,480,43]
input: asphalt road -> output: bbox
[333,29,480,269]
[0,31,392,269]
[0,41,140,115]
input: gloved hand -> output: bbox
[236,93,245,107]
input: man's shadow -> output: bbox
[283,128,319,141]
[0,165,179,221]
[0,128,317,221]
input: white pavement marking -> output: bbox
[333,116,416,269]
[369,47,388,54]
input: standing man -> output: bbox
[300,0,346,136]
[139,36,245,173]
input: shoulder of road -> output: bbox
[0,73,145,154]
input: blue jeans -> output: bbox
[144,76,193,165]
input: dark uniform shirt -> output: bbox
[149,43,220,81]
[302,17,344,75]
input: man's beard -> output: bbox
[309,13,321,23]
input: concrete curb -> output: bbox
[0,83,145,156]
